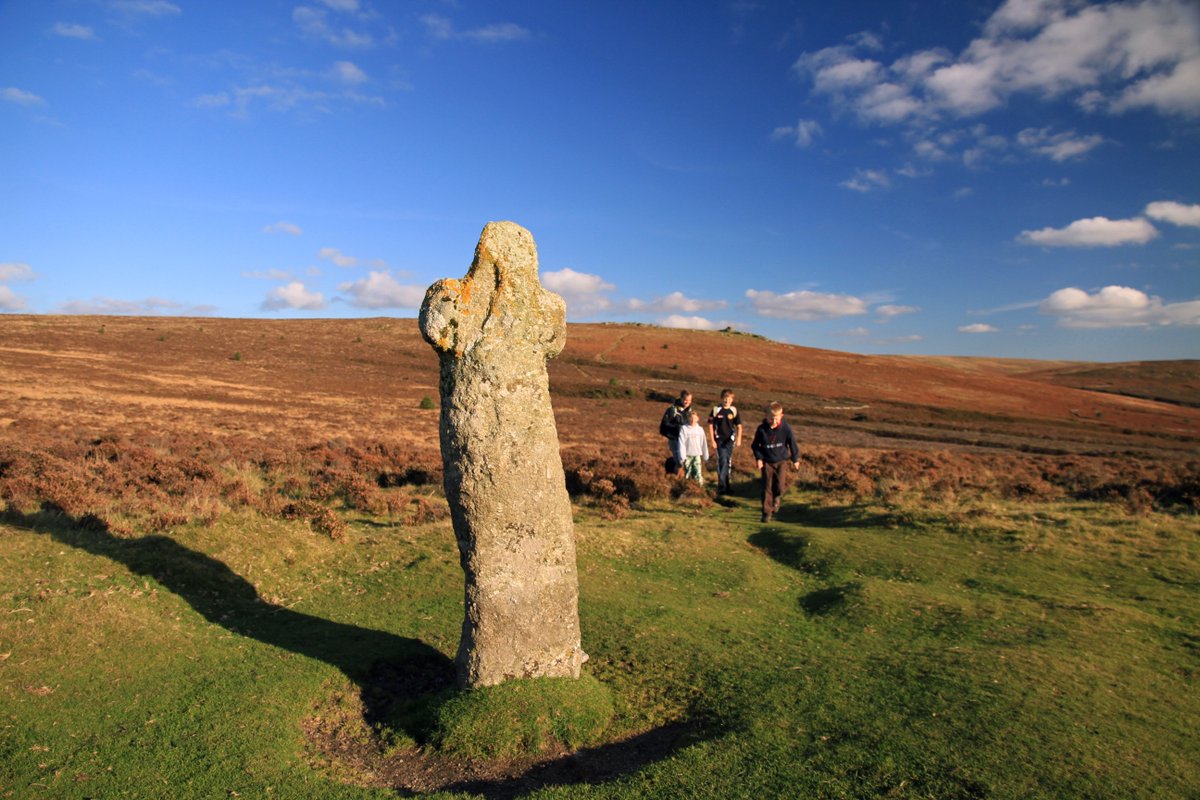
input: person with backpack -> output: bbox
[707,388,743,494]
[750,401,800,522]
[659,389,692,477]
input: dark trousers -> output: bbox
[715,441,735,491]
[761,461,789,517]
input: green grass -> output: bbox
[1,488,1197,798]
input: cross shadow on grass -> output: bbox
[6,506,706,796]
[4,506,453,727]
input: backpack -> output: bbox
[659,404,682,438]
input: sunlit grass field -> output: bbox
[2,485,1197,798]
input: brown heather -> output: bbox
[0,315,1196,535]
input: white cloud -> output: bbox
[294,6,373,47]
[857,82,924,122]
[2,87,45,106]
[0,286,26,311]
[627,291,726,314]
[746,288,869,320]
[1113,50,1200,116]
[261,282,326,311]
[772,118,822,148]
[1018,216,1159,246]
[1145,200,1200,227]
[338,271,425,309]
[332,61,367,85]
[263,220,302,236]
[841,168,891,192]
[51,22,96,39]
[319,0,359,10]
[318,247,358,267]
[959,323,999,333]
[876,304,919,320]
[112,1,181,16]
[420,14,531,43]
[463,23,532,42]
[421,14,454,39]
[1039,285,1200,328]
[541,267,615,316]
[1016,127,1105,161]
[791,0,1200,163]
[660,315,720,330]
[194,92,230,109]
[194,81,384,117]
[0,263,35,282]
[59,297,215,315]
[243,269,295,281]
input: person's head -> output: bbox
[679,389,692,408]
[689,410,701,425]
[767,401,784,426]
[720,389,734,407]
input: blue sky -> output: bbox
[2,0,1198,361]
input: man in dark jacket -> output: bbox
[751,401,800,522]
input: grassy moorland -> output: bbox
[2,488,1197,798]
[1,315,1197,798]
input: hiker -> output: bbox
[659,389,692,477]
[679,410,710,485]
[751,401,800,523]
[707,388,743,494]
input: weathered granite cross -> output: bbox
[419,221,586,688]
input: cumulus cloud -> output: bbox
[627,291,727,314]
[0,286,26,311]
[2,87,45,106]
[1016,127,1105,161]
[51,22,96,39]
[959,323,999,333]
[264,220,302,236]
[541,267,615,316]
[772,118,823,148]
[1145,200,1200,227]
[1039,285,1200,328]
[745,288,869,321]
[261,281,326,311]
[0,263,35,282]
[660,315,721,330]
[791,0,1200,168]
[1018,216,1159,246]
[318,247,358,267]
[338,271,425,309]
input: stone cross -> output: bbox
[419,221,586,688]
